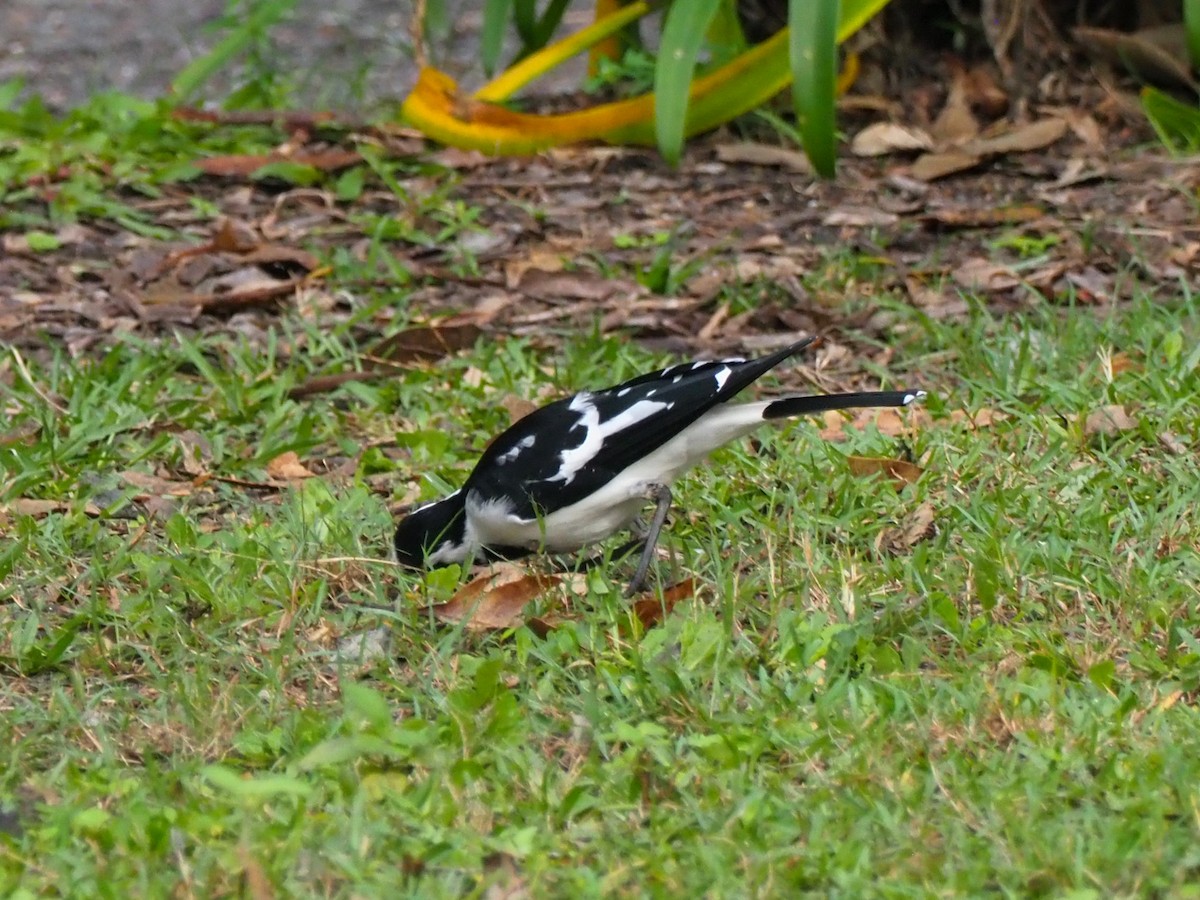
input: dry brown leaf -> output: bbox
[500,394,539,424]
[431,568,562,631]
[211,217,260,253]
[0,421,41,447]
[630,578,698,628]
[176,430,212,477]
[904,276,971,319]
[241,243,322,272]
[951,258,1021,292]
[820,407,918,441]
[922,205,1043,230]
[1159,432,1188,456]
[948,408,1007,429]
[120,470,194,496]
[930,73,980,144]
[881,501,937,553]
[1106,351,1139,376]
[266,451,316,480]
[194,149,362,177]
[3,498,103,518]
[823,207,900,227]
[515,268,626,302]
[909,150,982,182]
[368,322,483,367]
[963,119,1068,157]
[504,247,568,289]
[846,455,924,486]
[714,142,812,172]
[850,122,933,157]
[1082,405,1138,437]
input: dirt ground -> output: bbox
[3,127,1198,370]
[2,3,1198,363]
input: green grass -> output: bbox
[4,293,1200,897]
[4,85,1200,898]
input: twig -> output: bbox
[10,348,67,415]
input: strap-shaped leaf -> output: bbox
[789,0,839,177]
[654,0,724,165]
[481,0,514,76]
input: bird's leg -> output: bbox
[625,483,672,597]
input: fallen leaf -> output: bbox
[2,499,103,518]
[515,268,626,302]
[881,501,937,552]
[904,276,970,319]
[266,451,316,480]
[951,258,1021,292]
[1159,432,1188,456]
[500,394,539,424]
[120,470,195,496]
[846,455,924,486]
[176,431,212,477]
[0,421,41,447]
[823,207,900,227]
[948,408,1007,429]
[211,217,260,253]
[1105,351,1139,376]
[630,578,697,628]
[714,142,812,172]
[909,150,982,182]
[194,149,362,177]
[368,322,483,367]
[930,70,980,144]
[1082,405,1138,437]
[431,568,562,631]
[922,205,1044,230]
[820,407,920,441]
[504,247,567,289]
[962,118,1068,157]
[850,122,933,157]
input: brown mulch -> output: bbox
[2,75,1198,370]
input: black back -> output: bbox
[464,337,816,519]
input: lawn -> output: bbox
[3,89,1200,897]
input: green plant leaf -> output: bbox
[170,0,298,99]
[200,764,312,798]
[1141,86,1200,155]
[1186,0,1200,69]
[341,681,394,732]
[482,0,514,75]
[789,0,840,177]
[655,0,724,165]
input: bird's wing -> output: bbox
[466,338,815,518]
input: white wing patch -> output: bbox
[495,434,536,464]
[550,392,670,485]
[713,365,732,391]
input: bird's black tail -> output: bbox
[763,390,926,420]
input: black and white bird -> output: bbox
[394,336,924,594]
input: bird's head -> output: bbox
[392,489,469,569]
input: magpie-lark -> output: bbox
[394,336,924,594]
